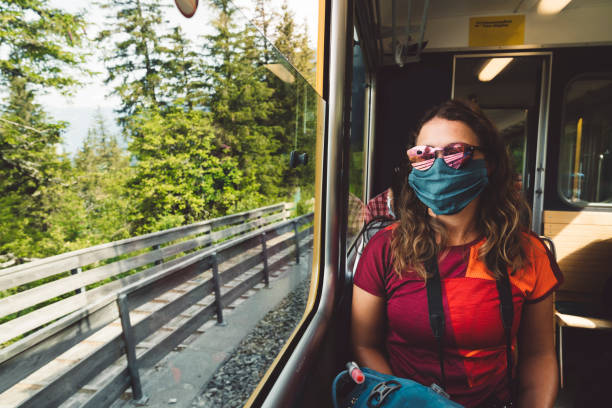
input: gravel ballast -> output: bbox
[191,277,311,407]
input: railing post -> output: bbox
[261,232,270,288]
[117,294,148,405]
[70,267,85,294]
[152,244,163,265]
[211,253,225,325]
[293,220,300,264]
[284,202,291,220]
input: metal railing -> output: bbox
[0,203,314,407]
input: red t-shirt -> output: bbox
[354,227,563,407]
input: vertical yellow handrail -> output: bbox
[572,117,583,200]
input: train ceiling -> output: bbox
[355,0,608,70]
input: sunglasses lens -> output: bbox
[407,146,436,170]
[407,143,477,170]
[443,143,472,169]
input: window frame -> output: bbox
[557,72,612,208]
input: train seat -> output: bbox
[539,236,612,389]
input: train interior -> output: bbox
[257,1,612,407]
[4,1,612,407]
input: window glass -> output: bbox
[347,42,368,246]
[234,0,319,90]
[0,1,319,407]
[558,77,612,205]
[483,109,528,190]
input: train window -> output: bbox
[347,40,368,246]
[0,1,319,407]
[558,76,612,206]
[483,108,528,189]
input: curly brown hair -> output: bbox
[390,99,531,279]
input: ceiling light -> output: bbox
[478,58,514,82]
[537,0,573,15]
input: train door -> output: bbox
[453,53,551,233]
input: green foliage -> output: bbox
[349,150,364,198]
[273,1,316,85]
[295,197,313,217]
[0,78,69,257]
[0,0,319,263]
[70,111,134,245]
[273,1,297,64]
[0,0,88,259]
[203,0,284,205]
[0,0,88,92]
[96,0,167,124]
[252,0,276,64]
[126,106,243,233]
[159,26,206,109]
[267,2,318,193]
[293,22,316,86]
[0,0,323,339]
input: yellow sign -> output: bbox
[469,15,525,47]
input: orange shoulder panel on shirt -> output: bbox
[383,222,399,231]
[465,233,549,298]
[524,233,561,300]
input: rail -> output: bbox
[0,203,314,407]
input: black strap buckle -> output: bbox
[366,380,401,408]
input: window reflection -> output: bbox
[559,77,612,205]
[347,42,368,247]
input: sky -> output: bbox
[38,0,319,156]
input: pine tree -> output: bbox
[0,0,88,92]
[0,77,70,258]
[0,0,88,258]
[96,0,167,125]
[0,77,67,194]
[252,0,276,64]
[253,5,317,207]
[272,2,316,84]
[273,1,298,65]
[294,21,316,86]
[70,111,133,244]
[126,107,243,233]
[204,0,283,206]
[158,26,206,110]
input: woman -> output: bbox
[352,100,562,408]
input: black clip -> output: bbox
[366,380,401,408]
[289,151,308,168]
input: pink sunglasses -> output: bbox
[406,142,481,171]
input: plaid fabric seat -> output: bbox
[364,188,394,224]
[347,193,366,239]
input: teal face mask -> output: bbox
[408,158,488,215]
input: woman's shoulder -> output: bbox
[354,223,398,296]
[519,231,553,259]
[362,222,396,251]
[517,232,564,301]
[357,223,396,268]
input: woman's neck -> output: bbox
[429,198,481,246]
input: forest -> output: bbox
[0,0,318,265]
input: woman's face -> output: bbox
[415,118,485,161]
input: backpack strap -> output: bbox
[425,257,446,389]
[496,268,515,402]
